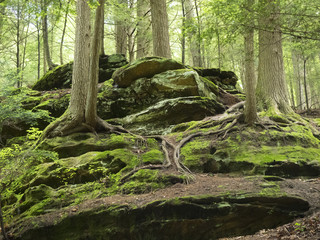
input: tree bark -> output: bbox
[150,0,171,58]
[60,0,70,65]
[243,0,257,125]
[256,0,292,114]
[185,0,201,67]
[100,0,105,55]
[86,0,104,126]
[115,0,128,56]
[136,0,151,59]
[41,0,56,70]
[16,0,21,88]
[303,58,309,110]
[194,0,203,67]
[291,50,303,109]
[181,0,186,64]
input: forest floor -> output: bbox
[23,172,320,240]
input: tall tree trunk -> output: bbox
[127,0,135,62]
[100,0,105,55]
[21,13,31,84]
[256,0,292,114]
[68,0,91,122]
[136,0,151,59]
[37,18,41,79]
[16,0,21,88]
[115,0,128,56]
[181,0,186,64]
[185,0,201,67]
[60,0,70,65]
[303,58,309,110]
[194,0,203,67]
[150,0,171,58]
[291,50,303,109]
[243,0,257,125]
[86,0,104,126]
[41,0,56,70]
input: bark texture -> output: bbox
[136,0,151,59]
[150,0,171,58]
[185,0,202,67]
[115,0,128,56]
[243,0,257,125]
[41,0,56,70]
[256,0,292,114]
[86,0,104,126]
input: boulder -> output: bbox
[32,54,127,91]
[112,57,185,88]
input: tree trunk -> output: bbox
[291,50,303,109]
[194,0,203,67]
[136,0,151,59]
[60,0,70,65]
[100,0,105,55]
[256,0,292,114]
[68,0,91,121]
[185,0,201,67]
[41,0,56,70]
[37,16,41,79]
[303,58,309,110]
[150,0,171,58]
[243,0,257,125]
[181,0,186,64]
[16,0,21,88]
[115,0,128,56]
[86,0,104,126]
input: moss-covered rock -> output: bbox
[11,194,309,240]
[112,57,185,88]
[32,54,127,91]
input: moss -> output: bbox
[180,139,214,171]
[141,149,164,164]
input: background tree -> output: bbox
[150,0,171,58]
[115,0,128,56]
[136,0,151,59]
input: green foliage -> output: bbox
[0,88,53,141]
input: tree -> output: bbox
[40,0,111,139]
[41,0,56,70]
[115,0,128,56]
[183,0,202,67]
[136,0,151,59]
[243,0,257,125]
[256,0,292,114]
[150,0,171,58]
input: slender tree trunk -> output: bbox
[181,0,186,64]
[291,50,303,109]
[86,0,104,126]
[256,0,292,114]
[41,0,56,70]
[21,13,31,84]
[37,15,41,79]
[136,0,151,59]
[115,0,128,56]
[194,0,203,67]
[60,0,70,65]
[100,0,105,55]
[16,0,21,88]
[150,0,171,58]
[127,0,135,62]
[303,58,309,110]
[185,0,201,67]
[243,0,257,125]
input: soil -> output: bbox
[13,173,320,240]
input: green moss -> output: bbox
[180,139,213,171]
[141,149,164,164]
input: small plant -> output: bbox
[294,222,306,232]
